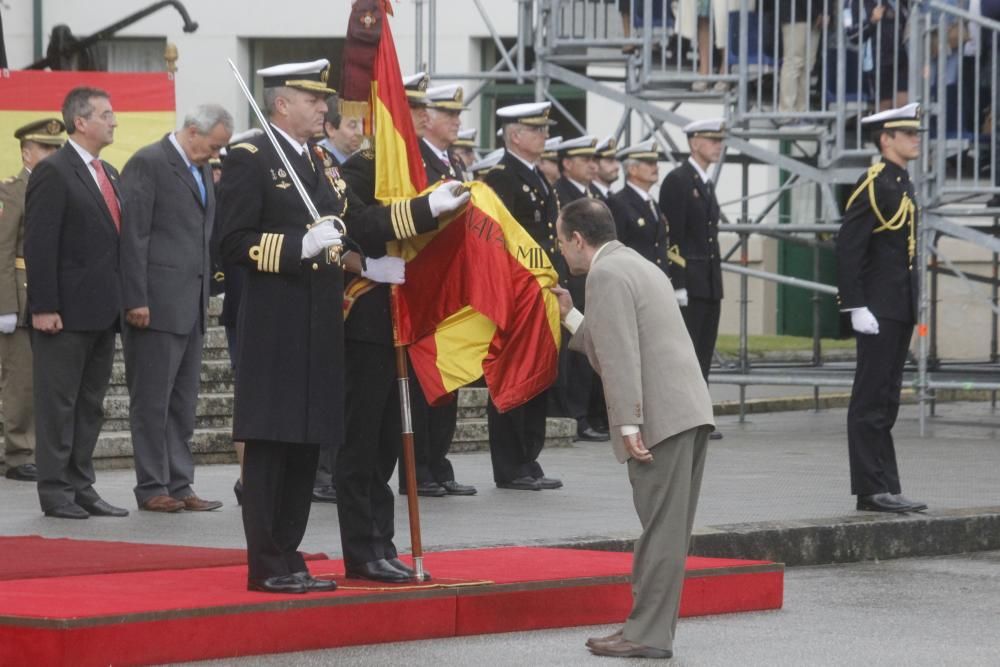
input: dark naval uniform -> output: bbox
[337,146,445,568]
[835,159,918,498]
[609,182,672,277]
[482,150,560,484]
[658,160,723,380]
[218,128,434,581]
[419,138,464,184]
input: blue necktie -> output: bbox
[189,163,206,206]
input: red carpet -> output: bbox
[0,544,783,666]
[0,535,324,581]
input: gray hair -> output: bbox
[182,104,234,135]
[61,86,110,135]
[262,87,289,116]
[622,158,642,172]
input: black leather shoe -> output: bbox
[5,463,38,481]
[400,482,448,497]
[496,476,542,491]
[292,571,338,592]
[535,476,563,490]
[440,480,477,495]
[857,493,911,513]
[576,426,609,442]
[345,558,412,583]
[592,423,610,435]
[80,499,129,517]
[894,495,928,512]
[312,484,337,503]
[387,558,432,581]
[709,431,724,440]
[44,503,89,519]
[247,574,308,594]
[233,479,243,506]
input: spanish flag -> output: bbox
[341,0,560,411]
[0,70,175,177]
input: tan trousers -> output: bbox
[623,424,710,652]
[779,22,821,113]
[0,327,35,467]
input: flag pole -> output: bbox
[391,285,428,582]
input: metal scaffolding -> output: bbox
[415,0,1000,433]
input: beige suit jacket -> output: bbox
[569,241,715,463]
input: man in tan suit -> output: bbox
[552,197,714,660]
[0,119,65,482]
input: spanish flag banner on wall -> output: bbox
[393,182,562,413]
[0,70,175,177]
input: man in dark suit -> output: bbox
[119,105,233,513]
[24,87,129,519]
[482,102,562,491]
[551,135,607,442]
[658,118,725,440]
[0,118,65,483]
[836,103,926,514]
[553,198,714,661]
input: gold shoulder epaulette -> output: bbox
[360,148,374,161]
[488,164,505,172]
[844,162,886,212]
[232,143,258,154]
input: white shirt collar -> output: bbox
[567,177,589,195]
[592,181,610,197]
[507,149,538,171]
[68,138,98,167]
[423,137,451,165]
[271,123,308,156]
[168,131,194,169]
[626,180,652,201]
[687,156,713,185]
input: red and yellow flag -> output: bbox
[0,70,175,176]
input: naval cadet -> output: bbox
[609,140,673,278]
[658,119,726,442]
[835,102,927,514]
[0,118,65,482]
[481,102,563,491]
[591,135,620,201]
[537,134,562,187]
[217,59,469,593]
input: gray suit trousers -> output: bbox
[123,322,203,504]
[33,328,115,511]
[624,424,710,652]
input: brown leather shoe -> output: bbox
[586,628,623,648]
[588,637,672,659]
[179,494,223,511]
[141,495,185,512]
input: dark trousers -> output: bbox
[242,439,318,580]
[681,297,721,381]
[314,439,340,488]
[32,328,115,511]
[847,318,913,497]
[337,340,403,566]
[122,322,203,505]
[408,382,457,486]
[487,391,548,483]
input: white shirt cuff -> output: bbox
[620,424,639,436]
[562,308,583,334]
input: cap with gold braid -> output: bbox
[540,135,562,161]
[257,59,336,95]
[615,139,662,162]
[556,135,598,158]
[682,118,726,139]
[426,84,468,111]
[497,101,557,127]
[14,118,66,146]
[595,135,617,158]
[453,128,477,148]
[403,72,430,107]
[470,148,505,177]
[861,102,925,132]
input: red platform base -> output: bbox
[0,545,783,666]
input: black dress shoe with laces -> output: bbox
[80,499,129,517]
[894,494,928,512]
[292,571,338,592]
[4,463,38,481]
[247,574,308,594]
[857,493,911,513]
[440,480,477,496]
[312,484,337,503]
[496,476,541,491]
[535,476,563,490]
[345,559,412,583]
[43,503,90,519]
[386,558,431,581]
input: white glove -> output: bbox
[0,313,17,334]
[675,288,689,307]
[850,307,880,335]
[428,182,471,218]
[301,219,343,259]
[361,256,406,284]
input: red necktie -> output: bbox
[91,159,121,232]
